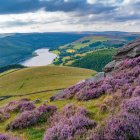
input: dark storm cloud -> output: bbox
[0,0,139,23]
[0,0,116,14]
[0,0,41,14]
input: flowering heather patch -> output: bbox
[86,55,140,140]
[119,56,140,69]
[133,86,140,97]
[7,104,57,130]
[121,97,140,117]
[44,104,96,140]
[63,104,87,117]
[53,56,140,101]
[0,98,36,122]
[90,113,140,140]
[0,109,10,122]
[103,113,140,140]
[4,98,35,112]
[54,82,86,100]
[0,133,22,140]
[19,102,35,112]
[90,96,140,140]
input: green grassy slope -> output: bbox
[0,66,95,96]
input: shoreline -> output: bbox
[21,48,58,67]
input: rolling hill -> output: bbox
[0,33,85,66]
[52,33,139,71]
[0,66,95,97]
[0,32,139,68]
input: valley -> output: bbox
[0,32,139,70]
[0,33,85,67]
[0,33,140,140]
[0,0,140,139]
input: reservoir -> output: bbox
[21,48,57,67]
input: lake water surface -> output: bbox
[21,48,57,67]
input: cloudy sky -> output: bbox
[0,0,140,33]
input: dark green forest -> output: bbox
[71,48,116,72]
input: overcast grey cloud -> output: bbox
[0,0,139,33]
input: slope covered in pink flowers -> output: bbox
[53,56,140,101]
[47,38,140,140]
[46,57,140,140]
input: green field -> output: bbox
[0,66,95,96]
[59,36,108,50]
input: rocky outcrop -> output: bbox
[103,60,122,73]
[103,60,116,73]
[104,38,140,73]
[85,72,105,83]
[114,38,140,60]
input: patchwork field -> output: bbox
[52,35,134,71]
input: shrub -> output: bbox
[19,102,35,112]
[103,113,140,140]
[7,104,57,130]
[89,96,140,140]
[90,113,140,140]
[0,133,22,140]
[44,104,96,140]
[133,86,140,97]
[0,98,35,122]
[99,104,108,113]
[0,109,10,122]
[5,98,35,113]
[121,97,140,117]
[62,104,87,117]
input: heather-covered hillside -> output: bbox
[0,38,140,140]
[50,38,140,140]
